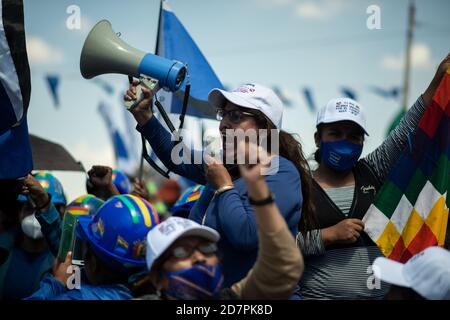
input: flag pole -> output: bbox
[138,0,163,181]
[154,0,163,54]
[401,0,415,111]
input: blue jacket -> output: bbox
[35,203,62,257]
[25,275,132,300]
[137,116,302,286]
[0,229,54,300]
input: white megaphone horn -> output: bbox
[80,20,187,109]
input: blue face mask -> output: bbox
[320,140,363,172]
[163,263,223,300]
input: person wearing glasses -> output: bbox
[138,148,303,300]
[125,82,314,287]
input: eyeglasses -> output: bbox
[169,242,218,259]
[216,109,255,124]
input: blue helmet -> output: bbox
[76,194,159,271]
[112,169,131,194]
[170,185,204,216]
[18,171,66,204]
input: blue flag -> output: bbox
[45,75,60,108]
[0,0,32,179]
[369,85,400,100]
[341,87,357,101]
[302,87,316,113]
[272,86,292,107]
[156,0,223,119]
[93,78,114,95]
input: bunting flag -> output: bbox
[97,101,137,176]
[156,0,223,119]
[363,68,450,263]
[302,87,316,113]
[341,87,357,101]
[92,78,114,95]
[0,0,32,179]
[369,85,400,100]
[272,86,292,107]
[45,75,60,108]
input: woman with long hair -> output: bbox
[125,83,312,287]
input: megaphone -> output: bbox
[80,20,187,99]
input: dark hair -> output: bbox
[249,110,316,233]
[314,124,325,163]
[84,243,139,286]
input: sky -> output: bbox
[22,0,450,200]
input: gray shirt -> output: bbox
[297,96,427,299]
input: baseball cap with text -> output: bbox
[316,97,368,135]
[208,83,283,129]
[145,217,220,271]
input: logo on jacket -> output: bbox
[361,185,376,195]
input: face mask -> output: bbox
[320,140,363,173]
[21,213,44,240]
[163,263,223,300]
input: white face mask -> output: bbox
[21,213,44,240]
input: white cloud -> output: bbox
[71,142,115,172]
[255,0,293,8]
[296,0,346,19]
[26,37,64,65]
[255,0,346,19]
[296,2,326,18]
[381,43,434,70]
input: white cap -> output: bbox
[145,217,220,271]
[316,97,368,135]
[208,83,283,129]
[373,246,450,300]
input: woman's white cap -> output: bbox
[208,83,283,129]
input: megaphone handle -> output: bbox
[124,76,159,110]
[124,83,146,110]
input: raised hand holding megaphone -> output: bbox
[80,20,187,110]
[125,80,155,126]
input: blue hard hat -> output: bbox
[17,171,66,204]
[76,194,159,271]
[170,185,204,216]
[112,169,131,194]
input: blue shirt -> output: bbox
[25,275,133,300]
[138,116,302,287]
[2,247,53,300]
[0,229,54,300]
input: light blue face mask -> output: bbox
[163,263,223,300]
[320,140,363,172]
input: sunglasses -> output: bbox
[216,109,255,124]
[169,242,218,259]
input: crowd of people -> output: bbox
[0,53,449,300]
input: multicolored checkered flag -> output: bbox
[363,68,450,263]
